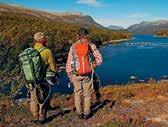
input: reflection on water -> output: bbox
[125,42,168,48]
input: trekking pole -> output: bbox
[91,63,95,88]
[35,83,52,116]
[90,63,102,102]
[91,63,101,87]
[94,71,101,88]
[48,77,64,115]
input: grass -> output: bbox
[100,80,168,100]
[102,121,131,127]
[1,80,168,126]
[101,121,145,127]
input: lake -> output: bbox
[97,34,168,85]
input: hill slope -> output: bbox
[0,3,102,27]
[0,4,131,89]
[155,30,168,37]
[1,80,168,126]
[128,20,168,34]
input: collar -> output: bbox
[34,43,44,49]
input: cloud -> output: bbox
[94,13,151,28]
[128,13,150,18]
[95,13,168,28]
[76,0,105,7]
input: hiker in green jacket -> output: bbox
[19,32,57,125]
[30,32,57,125]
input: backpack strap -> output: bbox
[37,47,47,80]
[38,47,47,53]
[71,45,78,74]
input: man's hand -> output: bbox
[68,82,72,88]
[46,72,59,85]
[92,61,97,68]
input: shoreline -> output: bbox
[103,38,133,45]
[154,35,168,38]
[11,75,168,99]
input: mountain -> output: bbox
[127,20,168,34]
[0,3,102,27]
[108,25,124,30]
[0,3,131,80]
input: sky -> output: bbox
[0,0,168,28]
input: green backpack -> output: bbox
[19,47,46,85]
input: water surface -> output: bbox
[97,34,168,85]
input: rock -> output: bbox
[14,98,30,105]
[130,76,137,80]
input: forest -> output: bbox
[0,13,131,93]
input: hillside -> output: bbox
[128,20,168,34]
[1,80,168,126]
[0,3,131,105]
[0,3,102,28]
[155,30,168,37]
[0,13,131,73]
[0,4,132,126]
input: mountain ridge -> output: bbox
[127,20,168,34]
[0,3,103,28]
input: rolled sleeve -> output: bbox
[66,46,73,81]
[90,43,103,66]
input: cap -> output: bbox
[78,28,89,36]
[34,32,45,41]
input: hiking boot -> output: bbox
[83,113,92,120]
[39,119,46,125]
[33,119,46,125]
[77,113,83,119]
[33,120,41,125]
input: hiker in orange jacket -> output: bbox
[66,28,103,119]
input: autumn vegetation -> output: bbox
[0,13,131,90]
[155,30,168,37]
[1,80,168,126]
